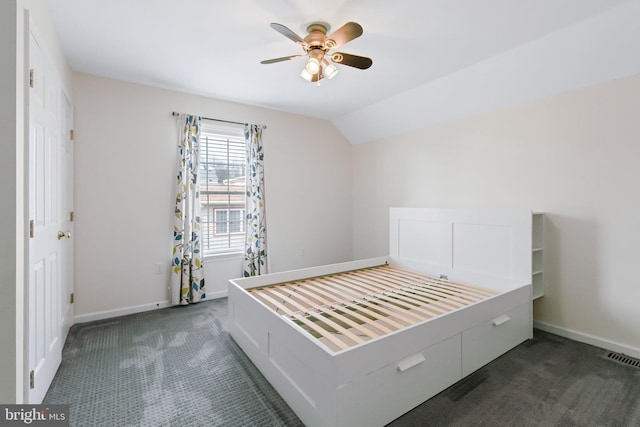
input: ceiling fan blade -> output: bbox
[270,23,306,45]
[260,55,303,64]
[330,52,373,70]
[325,22,363,49]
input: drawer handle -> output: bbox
[397,353,426,372]
[493,314,511,326]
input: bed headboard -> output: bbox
[389,208,532,291]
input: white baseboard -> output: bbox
[204,289,228,300]
[73,292,229,325]
[74,300,172,324]
[534,320,640,359]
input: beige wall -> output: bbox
[6,1,639,398]
[352,73,640,356]
[72,73,353,317]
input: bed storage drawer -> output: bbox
[336,334,462,427]
[461,303,530,377]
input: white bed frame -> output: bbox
[228,208,533,427]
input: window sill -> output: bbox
[204,251,244,263]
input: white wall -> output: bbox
[72,73,353,318]
[0,0,20,404]
[352,73,640,356]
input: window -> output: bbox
[214,208,245,235]
[199,119,246,255]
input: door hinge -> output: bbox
[30,370,34,389]
[70,129,74,140]
[29,220,34,238]
[70,293,74,304]
[70,211,75,222]
[29,69,35,88]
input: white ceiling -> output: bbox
[46,0,640,144]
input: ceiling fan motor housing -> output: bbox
[304,24,330,50]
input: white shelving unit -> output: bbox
[532,213,544,299]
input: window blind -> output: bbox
[199,119,246,254]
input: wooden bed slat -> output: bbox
[390,267,496,296]
[312,279,412,329]
[288,284,382,339]
[251,289,296,316]
[368,267,495,305]
[297,279,400,333]
[323,277,420,324]
[248,264,498,352]
[259,284,380,344]
[340,274,442,319]
[272,284,324,309]
[297,284,395,334]
[348,270,461,313]
[260,287,311,314]
[325,276,383,299]
[291,313,351,351]
[364,277,467,313]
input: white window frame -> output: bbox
[213,208,245,236]
[199,119,246,257]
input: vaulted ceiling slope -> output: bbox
[47,0,640,144]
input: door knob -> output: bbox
[57,231,71,240]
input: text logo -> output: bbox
[0,405,69,426]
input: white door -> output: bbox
[27,29,71,404]
[61,95,74,333]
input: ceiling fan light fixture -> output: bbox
[305,57,321,74]
[300,67,322,82]
[305,49,324,75]
[300,68,314,82]
[323,59,338,80]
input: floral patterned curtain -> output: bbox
[243,124,268,277]
[171,114,206,305]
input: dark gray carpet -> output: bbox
[388,330,640,427]
[44,299,640,427]
[44,299,303,427]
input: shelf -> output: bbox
[532,213,544,250]
[532,272,544,299]
[532,250,543,274]
[531,213,544,300]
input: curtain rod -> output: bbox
[171,111,266,129]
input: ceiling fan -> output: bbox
[261,21,373,83]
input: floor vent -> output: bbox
[606,351,640,369]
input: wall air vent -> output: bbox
[606,351,640,369]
